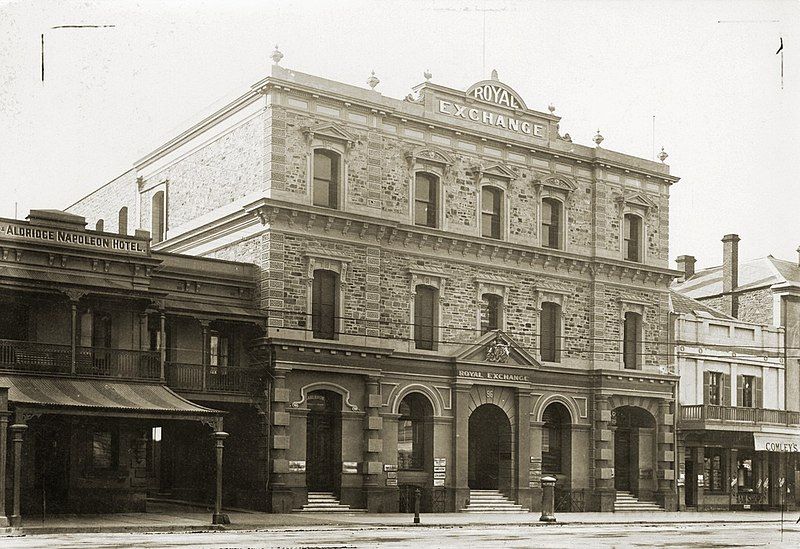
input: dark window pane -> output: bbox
[624,214,641,262]
[540,302,560,362]
[414,173,437,227]
[623,312,640,369]
[414,286,436,350]
[313,150,339,209]
[542,198,561,249]
[152,191,165,244]
[481,187,502,239]
[481,294,502,333]
[118,207,128,235]
[312,270,337,339]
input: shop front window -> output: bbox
[737,455,755,491]
[703,447,725,493]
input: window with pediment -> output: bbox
[535,288,569,363]
[535,175,575,250]
[414,172,439,228]
[624,214,642,262]
[305,251,349,340]
[312,149,341,209]
[480,294,503,334]
[617,192,655,263]
[618,299,646,370]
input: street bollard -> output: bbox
[540,476,557,523]
[413,487,421,524]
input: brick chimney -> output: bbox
[676,255,696,281]
[722,234,740,317]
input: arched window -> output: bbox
[480,294,502,334]
[481,186,502,239]
[540,302,561,362]
[397,393,433,471]
[414,172,438,228]
[623,311,642,369]
[623,214,642,262]
[152,191,165,244]
[118,206,128,235]
[313,150,340,209]
[95,219,104,232]
[541,198,562,249]
[414,285,437,350]
[312,270,338,340]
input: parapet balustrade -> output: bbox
[680,404,800,426]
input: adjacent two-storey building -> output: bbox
[64,52,681,513]
[0,210,265,526]
[672,237,800,511]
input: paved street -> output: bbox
[5,522,800,549]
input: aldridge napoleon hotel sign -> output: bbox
[1,221,149,255]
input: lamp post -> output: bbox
[540,476,557,523]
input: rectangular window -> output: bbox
[481,294,502,334]
[703,448,725,493]
[741,375,754,407]
[708,372,722,405]
[414,173,438,227]
[313,150,339,209]
[541,198,561,249]
[624,214,641,262]
[312,270,338,339]
[209,332,230,371]
[91,428,118,469]
[737,455,754,491]
[540,302,561,362]
[623,312,641,369]
[481,187,502,239]
[414,286,436,350]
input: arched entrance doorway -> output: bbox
[306,390,342,492]
[542,402,572,480]
[397,392,434,512]
[613,406,656,496]
[468,404,512,490]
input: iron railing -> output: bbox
[0,339,159,380]
[680,404,800,426]
[165,362,257,393]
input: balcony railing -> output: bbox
[0,339,160,380]
[680,404,800,427]
[165,362,258,394]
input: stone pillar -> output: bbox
[452,384,470,511]
[540,476,557,522]
[0,388,9,527]
[212,431,230,524]
[10,422,28,527]
[529,420,544,513]
[592,395,614,512]
[362,375,384,512]
[515,389,532,511]
[269,369,294,513]
[656,400,676,510]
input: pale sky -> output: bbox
[1,0,798,270]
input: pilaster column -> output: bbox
[211,431,230,524]
[656,399,676,510]
[0,388,9,527]
[452,384,470,511]
[269,369,293,513]
[729,447,738,508]
[515,388,532,510]
[10,422,28,527]
[69,300,78,374]
[362,375,383,512]
[200,320,210,392]
[592,394,614,512]
[159,312,167,381]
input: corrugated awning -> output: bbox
[754,432,800,453]
[0,375,222,424]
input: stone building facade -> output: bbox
[67,57,680,513]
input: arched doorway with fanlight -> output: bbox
[613,405,657,499]
[468,404,513,492]
[305,390,342,494]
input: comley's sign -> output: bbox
[437,78,546,139]
[753,433,800,453]
[1,222,148,255]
